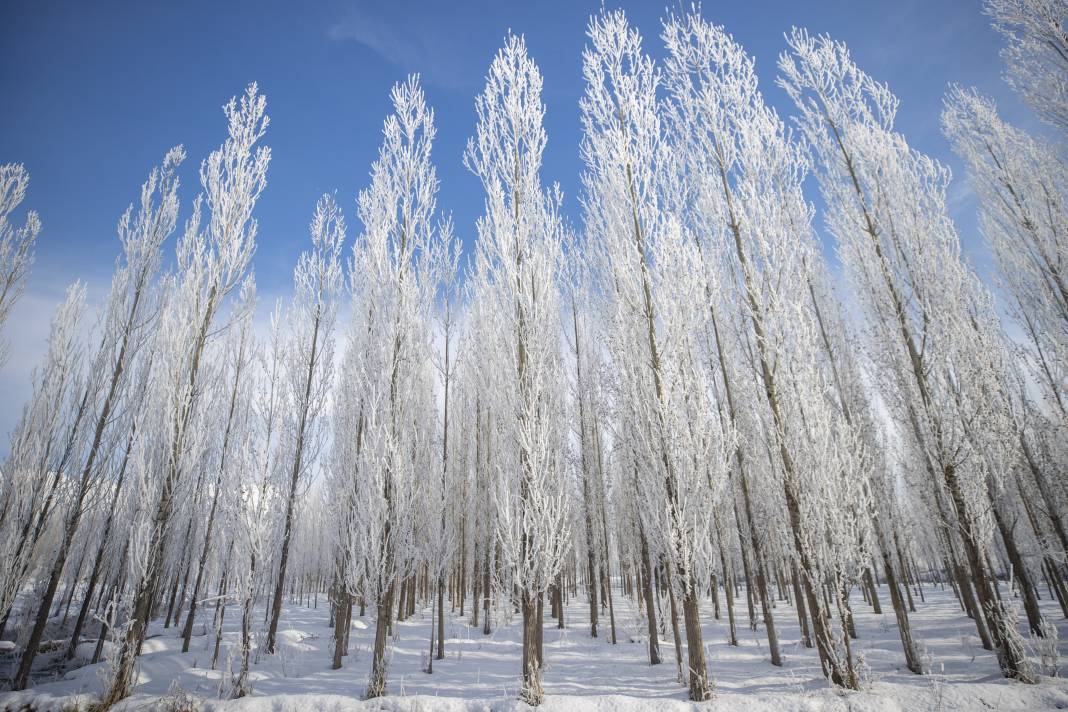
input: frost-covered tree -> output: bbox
[63,332,158,662]
[232,306,286,697]
[426,223,461,671]
[580,8,668,676]
[986,0,1068,134]
[582,10,732,699]
[5,3,1066,704]
[802,256,925,673]
[264,193,344,654]
[179,287,255,655]
[465,33,572,705]
[562,235,608,643]
[943,85,1068,565]
[943,88,1068,423]
[662,12,868,688]
[0,163,40,366]
[780,29,1034,682]
[333,76,443,699]
[0,283,87,632]
[11,147,184,689]
[100,83,269,707]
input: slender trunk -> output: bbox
[791,559,813,648]
[594,417,617,644]
[665,568,685,685]
[234,549,258,698]
[639,530,662,665]
[553,574,564,629]
[683,589,711,701]
[166,556,188,629]
[60,554,85,625]
[483,545,492,635]
[881,546,922,673]
[13,536,70,689]
[459,518,467,617]
[366,581,395,698]
[471,547,481,628]
[719,536,738,646]
[210,540,233,670]
[428,581,436,674]
[864,568,882,614]
[436,576,445,659]
[331,585,349,670]
[520,591,544,705]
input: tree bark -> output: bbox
[639,531,662,665]
[520,591,544,705]
[366,581,395,698]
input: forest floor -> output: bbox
[1,581,1067,711]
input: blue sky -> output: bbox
[0,0,1031,441]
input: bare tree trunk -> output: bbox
[639,531,662,665]
[536,592,544,671]
[880,545,922,673]
[665,567,685,685]
[482,545,492,636]
[427,581,436,674]
[790,559,812,648]
[459,518,467,617]
[553,573,564,629]
[366,580,395,698]
[181,476,223,652]
[520,591,544,705]
[166,559,187,629]
[471,548,481,628]
[683,588,711,701]
[864,568,882,614]
[436,576,445,660]
[594,417,617,644]
[234,549,258,698]
[331,585,350,670]
[718,534,738,646]
[13,532,71,689]
[60,552,87,625]
[210,541,233,670]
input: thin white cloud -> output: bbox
[327,4,474,90]
[329,8,423,70]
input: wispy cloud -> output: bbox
[328,3,474,90]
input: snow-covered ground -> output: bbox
[2,582,1066,711]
